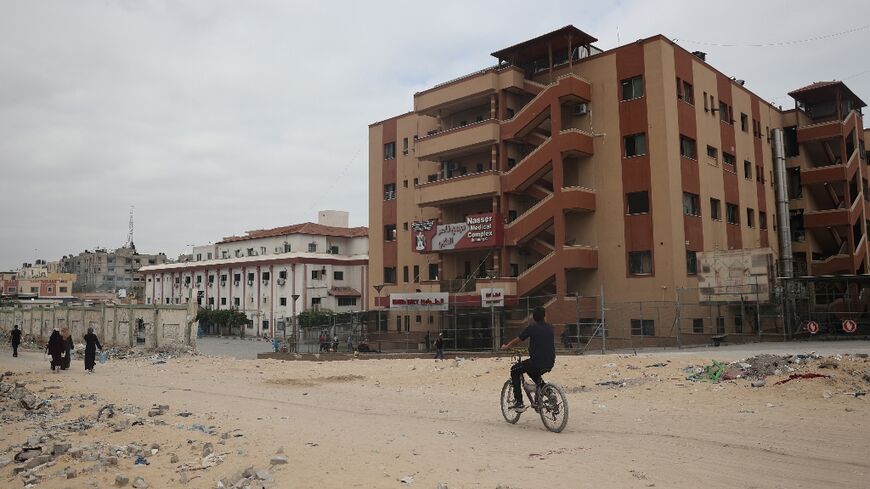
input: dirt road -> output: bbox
[1,343,868,488]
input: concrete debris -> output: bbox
[751,380,765,388]
[256,469,272,480]
[132,476,149,488]
[115,473,130,486]
[400,475,415,484]
[202,442,214,457]
[270,455,288,465]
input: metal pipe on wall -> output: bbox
[772,128,794,279]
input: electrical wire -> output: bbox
[674,23,870,48]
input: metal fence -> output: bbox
[254,277,870,354]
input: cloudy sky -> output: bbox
[1,0,868,270]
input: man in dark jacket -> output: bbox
[83,327,103,373]
[500,306,555,412]
[10,325,21,357]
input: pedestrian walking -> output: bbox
[83,327,103,373]
[434,332,444,360]
[61,327,73,370]
[46,330,64,372]
[332,334,339,352]
[319,332,327,352]
[10,325,22,357]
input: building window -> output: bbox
[682,192,700,216]
[706,145,718,160]
[312,297,321,307]
[626,191,650,214]
[384,142,396,160]
[628,251,652,276]
[784,126,799,157]
[746,208,755,228]
[247,272,255,282]
[278,270,287,280]
[630,319,655,336]
[726,203,739,224]
[308,243,317,252]
[262,272,270,281]
[686,250,698,275]
[428,263,438,281]
[723,152,736,167]
[744,161,752,179]
[384,183,396,201]
[60,287,68,293]
[624,133,647,157]
[402,137,409,155]
[221,298,227,306]
[384,267,397,284]
[692,318,704,333]
[678,80,694,104]
[621,76,644,101]
[718,101,729,122]
[279,297,287,306]
[413,265,419,283]
[403,266,409,283]
[734,315,743,334]
[760,211,768,230]
[234,273,241,282]
[396,317,402,332]
[710,198,721,220]
[338,297,357,307]
[208,297,214,306]
[740,113,748,132]
[311,270,320,280]
[716,317,725,334]
[333,271,344,280]
[680,135,696,159]
[384,225,396,241]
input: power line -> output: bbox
[674,23,870,48]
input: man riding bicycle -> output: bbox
[500,306,555,412]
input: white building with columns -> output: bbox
[139,211,368,337]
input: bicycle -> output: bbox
[500,349,569,433]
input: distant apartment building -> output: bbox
[0,261,76,302]
[139,211,369,337]
[368,25,868,347]
[60,245,168,295]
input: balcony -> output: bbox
[414,66,527,115]
[803,197,862,229]
[811,253,853,275]
[415,119,500,159]
[800,164,846,185]
[796,111,860,143]
[416,170,500,206]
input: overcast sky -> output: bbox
[1,0,868,270]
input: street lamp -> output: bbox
[486,267,499,351]
[291,293,300,352]
[373,284,385,335]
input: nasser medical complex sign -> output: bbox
[411,212,504,253]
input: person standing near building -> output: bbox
[46,330,65,372]
[433,332,444,360]
[10,325,22,357]
[83,327,103,373]
[60,327,74,370]
[346,334,354,352]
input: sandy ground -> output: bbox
[1,342,869,489]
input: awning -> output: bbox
[328,287,361,297]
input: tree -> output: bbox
[196,308,248,336]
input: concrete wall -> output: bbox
[0,304,196,350]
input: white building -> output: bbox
[139,211,368,337]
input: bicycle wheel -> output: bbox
[538,383,568,433]
[500,380,521,424]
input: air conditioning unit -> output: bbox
[247,280,254,286]
[208,282,213,288]
[233,281,239,286]
[574,103,588,116]
[277,278,286,286]
[220,281,226,287]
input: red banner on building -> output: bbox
[411,213,503,253]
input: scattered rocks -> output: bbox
[115,473,130,487]
[132,476,149,488]
[202,442,214,457]
[53,442,72,456]
[751,380,765,388]
[270,455,288,465]
[256,469,273,481]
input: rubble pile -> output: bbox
[72,345,198,361]
[0,371,287,487]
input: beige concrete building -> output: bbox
[368,26,867,348]
[60,245,168,296]
[1,261,76,302]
